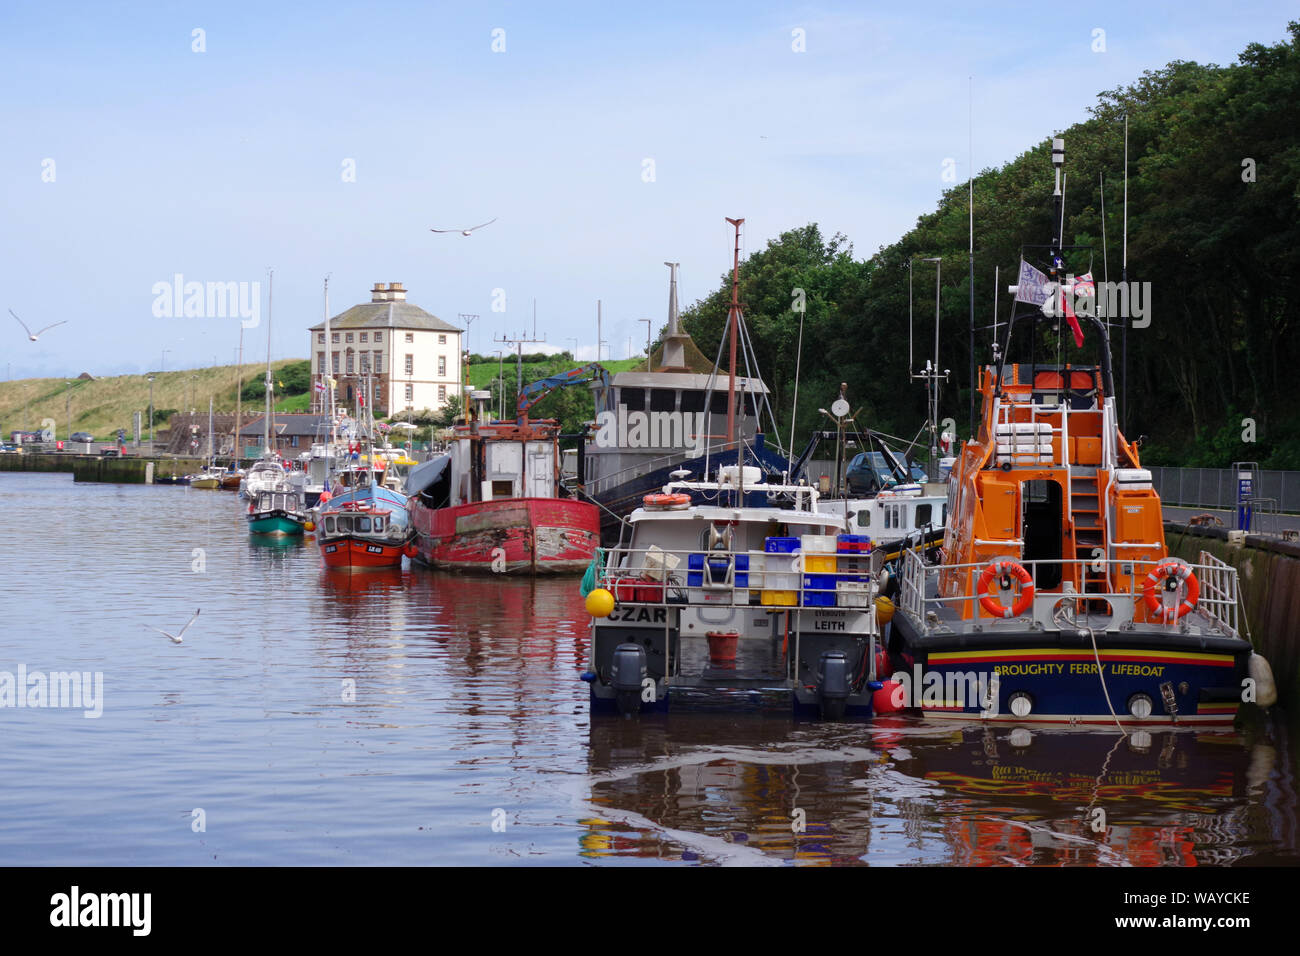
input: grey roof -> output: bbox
[240,414,333,438]
[309,301,463,333]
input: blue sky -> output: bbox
[1,0,1294,378]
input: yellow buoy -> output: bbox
[585,588,615,618]
[874,595,895,624]
[304,521,315,532]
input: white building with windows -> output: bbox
[308,282,463,417]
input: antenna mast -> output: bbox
[724,217,744,444]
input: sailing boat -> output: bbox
[187,398,223,488]
[245,270,307,536]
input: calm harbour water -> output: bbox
[1,470,1297,866]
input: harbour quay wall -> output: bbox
[0,453,75,473]
[0,454,207,483]
[1166,521,1300,708]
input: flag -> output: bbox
[314,381,324,393]
[1013,259,1052,306]
[358,392,365,407]
[1059,272,1093,348]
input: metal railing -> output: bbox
[597,544,875,614]
[897,549,1241,637]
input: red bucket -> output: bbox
[705,630,739,669]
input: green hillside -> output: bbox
[0,360,307,441]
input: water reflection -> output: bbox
[581,716,1300,866]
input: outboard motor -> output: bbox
[817,650,852,721]
[610,643,648,718]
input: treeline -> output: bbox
[680,23,1300,468]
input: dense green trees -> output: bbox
[680,23,1300,468]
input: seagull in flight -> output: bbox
[10,309,67,341]
[430,218,497,236]
[149,609,201,644]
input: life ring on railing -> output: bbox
[1142,558,1199,622]
[977,558,1035,619]
[643,493,691,510]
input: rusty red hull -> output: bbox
[408,496,600,574]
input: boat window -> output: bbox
[325,517,335,533]
[374,517,384,531]
[621,388,645,412]
[679,390,705,413]
[491,480,513,498]
[358,517,371,532]
[856,510,871,528]
[338,516,351,532]
[916,503,932,527]
[1021,479,1063,589]
[649,389,676,412]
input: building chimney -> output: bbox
[372,282,389,303]
[389,282,406,302]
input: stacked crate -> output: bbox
[687,551,750,604]
[835,534,872,607]
[800,534,839,607]
[761,537,800,606]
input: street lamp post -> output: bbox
[147,374,156,454]
[65,382,71,440]
[639,319,652,372]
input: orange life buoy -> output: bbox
[643,492,691,510]
[1142,558,1199,622]
[977,558,1035,618]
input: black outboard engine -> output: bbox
[817,650,852,721]
[610,643,648,718]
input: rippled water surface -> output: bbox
[1,472,1297,865]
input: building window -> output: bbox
[291,436,299,448]
[438,385,447,401]
[360,332,368,343]
[438,334,446,344]
[317,352,325,373]
[332,352,339,374]
[405,333,414,343]
[345,333,354,343]
[317,333,324,343]
[373,351,382,371]
[331,333,339,343]
[405,354,413,375]
[346,350,354,373]
[438,356,446,376]
[374,331,382,343]
[405,384,413,402]
[360,351,370,372]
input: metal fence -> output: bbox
[1147,466,1300,514]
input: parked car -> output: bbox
[70,431,95,443]
[844,451,928,496]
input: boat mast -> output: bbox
[264,267,273,457]
[324,276,335,475]
[233,324,243,467]
[724,217,743,446]
[208,395,214,462]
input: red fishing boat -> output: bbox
[405,390,600,574]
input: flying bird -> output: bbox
[430,218,497,236]
[10,309,67,341]
[149,609,201,644]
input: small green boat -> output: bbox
[247,488,307,536]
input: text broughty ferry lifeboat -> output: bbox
[890,136,1276,728]
[582,464,886,720]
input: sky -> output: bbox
[1,0,1295,379]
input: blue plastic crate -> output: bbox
[764,536,801,554]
